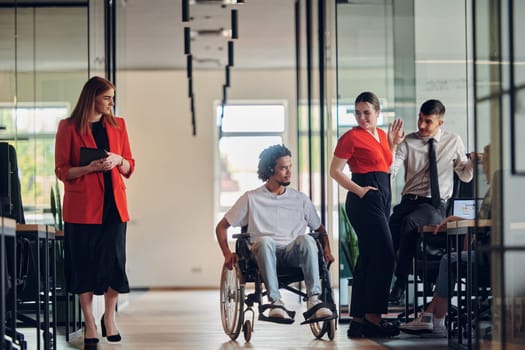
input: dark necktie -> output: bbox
[428,138,440,208]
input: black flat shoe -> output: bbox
[347,320,364,338]
[101,314,122,343]
[363,318,400,338]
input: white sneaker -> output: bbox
[420,325,448,338]
[306,295,332,319]
[269,299,289,319]
[399,312,434,335]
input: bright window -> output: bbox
[0,103,68,224]
[216,103,286,236]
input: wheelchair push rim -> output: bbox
[220,264,245,340]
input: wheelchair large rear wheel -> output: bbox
[220,264,245,340]
[310,319,336,340]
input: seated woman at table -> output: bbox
[399,144,492,337]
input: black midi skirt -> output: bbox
[64,220,130,295]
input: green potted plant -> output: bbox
[339,205,358,274]
[50,178,63,232]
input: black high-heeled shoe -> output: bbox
[101,314,122,343]
[83,327,99,345]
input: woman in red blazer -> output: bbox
[55,76,135,345]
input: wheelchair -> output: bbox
[219,232,337,342]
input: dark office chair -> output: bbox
[1,143,39,302]
[401,173,475,321]
[1,142,30,349]
[3,143,57,348]
[0,142,25,224]
[449,229,492,344]
[1,143,36,303]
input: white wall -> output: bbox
[117,69,297,288]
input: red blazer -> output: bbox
[55,116,135,224]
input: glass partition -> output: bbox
[473,0,525,347]
[335,0,396,321]
[335,0,525,346]
[0,2,89,224]
[335,0,473,323]
[296,0,323,213]
[511,1,525,175]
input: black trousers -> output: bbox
[389,196,446,286]
[346,172,394,317]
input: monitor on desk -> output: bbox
[452,198,483,220]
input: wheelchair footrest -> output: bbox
[301,302,337,325]
[300,314,337,325]
[258,303,296,324]
[258,314,295,324]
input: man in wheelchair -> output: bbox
[216,144,335,324]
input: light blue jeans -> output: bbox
[251,235,321,302]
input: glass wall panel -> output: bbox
[512,0,525,174]
[335,0,395,321]
[0,3,89,225]
[473,0,525,347]
[0,6,16,135]
[297,0,309,195]
[297,0,322,209]
[297,0,329,249]
[336,0,473,324]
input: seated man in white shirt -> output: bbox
[388,99,475,305]
[215,144,335,322]
[399,144,492,337]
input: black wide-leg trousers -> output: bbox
[346,172,394,317]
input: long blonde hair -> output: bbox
[69,76,118,133]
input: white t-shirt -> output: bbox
[224,185,322,246]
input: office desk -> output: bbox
[15,224,57,350]
[446,219,491,350]
[1,217,16,350]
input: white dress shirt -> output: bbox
[391,128,473,200]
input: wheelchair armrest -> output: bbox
[307,231,328,240]
[232,232,251,240]
[307,232,333,269]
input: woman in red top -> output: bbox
[55,76,135,345]
[330,91,404,338]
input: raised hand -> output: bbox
[387,118,405,149]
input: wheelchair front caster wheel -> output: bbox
[326,319,336,340]
[310,318,336,340]
[242,320,252,342]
